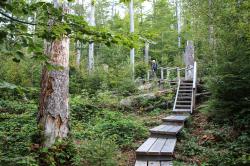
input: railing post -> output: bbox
[166,68,170,80]
[185,68,188,80]
[191,61,197,113]
[160,67,164,80]
[177,67,180,80]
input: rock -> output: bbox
[120,93,158,108]
[138,83,152,91]
[120,98,133,108]
[138,93,156,100]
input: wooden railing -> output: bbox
[173,79,181,111]
[191,61,197,113]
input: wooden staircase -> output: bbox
[135,66,197,166]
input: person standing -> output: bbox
[151,60,158,78]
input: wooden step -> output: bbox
[135,160,173,166]
[180,84,193,89]
[136,137,177,160]
[175,104,191,107]
[176,101,191,104]
[173,109,191,114]
[180,82,193,86]
[178,92,192,95]
[179,89,192,92]
[179,87,192,90]
[135,160,147,166]
[182,80,193,83]
[178,94,192,97]
[162,115,189,123]
[177,96,192,100]
[150,124,183,136]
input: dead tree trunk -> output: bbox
[88,0,96,73]
[38,0,70,147]
[76,40,81,67]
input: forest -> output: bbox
[0,0,249,166]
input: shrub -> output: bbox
[0,100,37,165]
[83,110,148,148]
[73,137,118,166]
[38,139,77,166]
[135,62,148,79]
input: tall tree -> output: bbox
[88,0,96,73]
[176,0,181,48]
[38,0,70,147]
[129,0,135,78]
[75,0,83,68]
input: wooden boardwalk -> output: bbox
[135,79,196,166]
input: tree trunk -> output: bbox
[88,0,95,73]
[129,0,135,79]
[144,42,149,64]
[38,0,70,147]
[176,0,181,48]
[76,40,81,67]
[184,40,194,80]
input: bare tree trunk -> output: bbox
[208,0,214,47]
[176,0,181,48]
[129,0,135,79]
[88,0,95,73]
[144,42,149,64]
[184,41,194,80]
[38,0,70,147]
[76,40,81,67]
[75,0,82,68]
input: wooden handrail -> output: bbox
[191,61,197,113]
[193,62,197,89]
[173,79,181,111]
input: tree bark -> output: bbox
[129,0,135,79]
[88,0,96,73]
[38,0,70,147]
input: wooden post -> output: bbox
[160,67,164,80]
[147,70,150,81]
[177,67,180,80]
[166,68,170,80]
[192,61,197,113]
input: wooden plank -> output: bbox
[161,138,177,155]
[173,109,191,112]
[148,138,166,154]
[161,161,173,166]
[150,124,167,131]
[136,155,172,161]
[175,105,191,107]
[148,161,160,166]
[158,125,174,132]
[174,115,189,121]
[136,137,157,154]
[176,101,191,103]
[168,125,183,134]
[135,160,147,166]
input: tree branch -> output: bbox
[0,10,37,25]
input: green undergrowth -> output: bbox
[0,87,169,165]
[175,105,250,166]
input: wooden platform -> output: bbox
[135,160,173,166]
[173,109,191,114]
[162,115,189,123]
[150,124,183,136]
[136,137,176,158]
